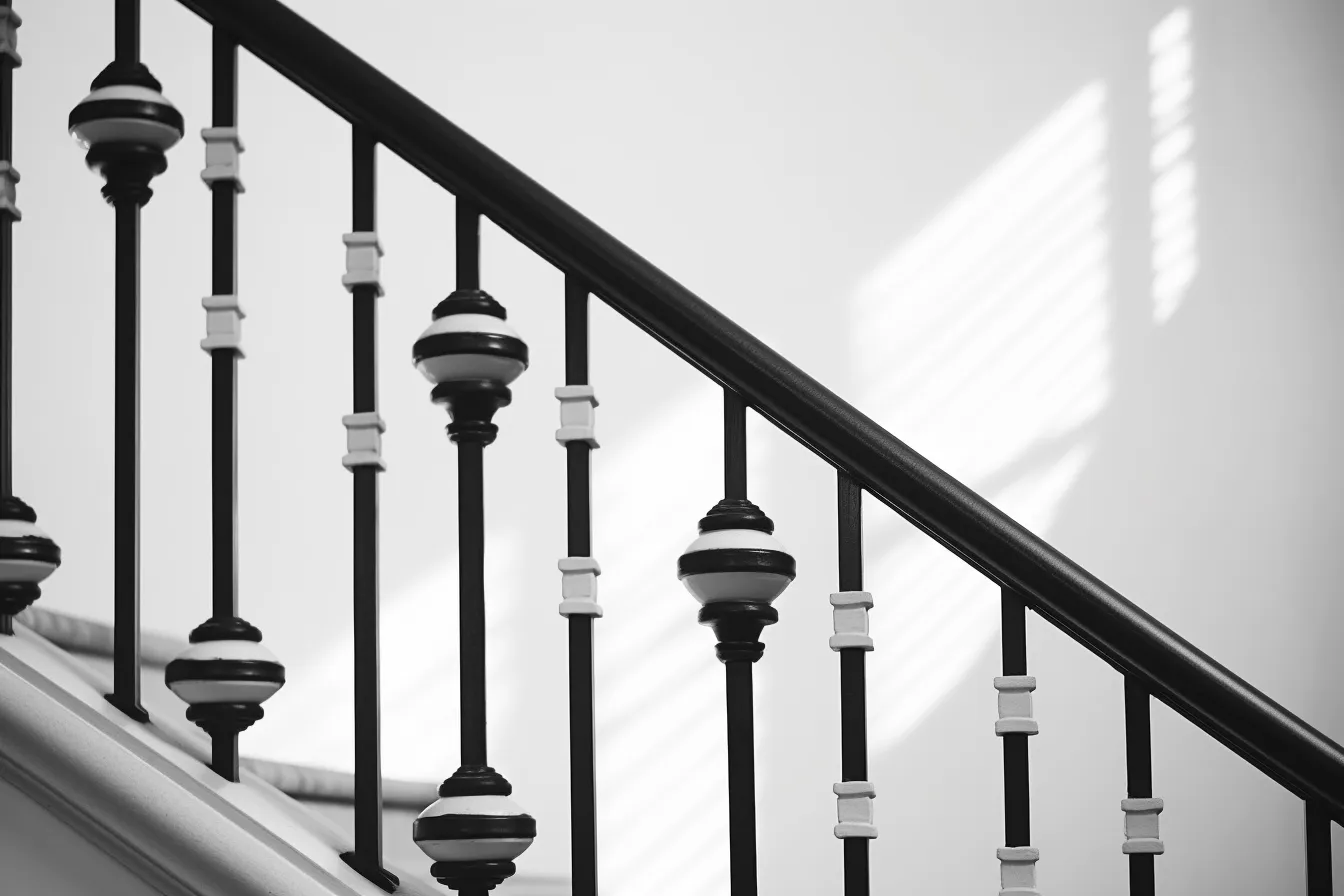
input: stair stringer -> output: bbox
[0,634,440,896]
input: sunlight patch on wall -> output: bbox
[242,533,526,782]
[851,81,1112,753]
[1150,7,1197,324]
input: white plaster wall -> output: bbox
[10,0,1344,893]
[0,774,164,896]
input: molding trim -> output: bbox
[12,607,437,809]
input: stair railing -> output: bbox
[0,0,1338,893]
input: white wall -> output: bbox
[11,0,1344,893]
[0,775,162,896]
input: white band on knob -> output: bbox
[829,590,873,651]
[201,295,244,354]
[342,232,383,296]
[558,556,602,617]
[997,846,1040,895]
[994,675,1038,735]
[342,412,385,470]
[0,8,21,67]
[201,127,244,190]
[1121,797,1164,854]
[555,385,599,447]
[832,781,877,839]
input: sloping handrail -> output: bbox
[172,0,1344,821]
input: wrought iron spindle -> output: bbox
[996,587,1040,894]
[830,471,874,894]
[678,389,795,896]
[1122,676,1163,895]
[68,0,182,721]
[556,274,601,896]
[331,126,398,892]
[1305,801,1333,894]
[0,4,59,636]
[412,199,535,894]
[164,30,284,783]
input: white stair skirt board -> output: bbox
[3,610,570,894]
[0,623,447,896]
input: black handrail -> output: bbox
[172,0,1344,822]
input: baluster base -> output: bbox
[340,851,400,893]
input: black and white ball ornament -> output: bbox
[678,498,796,606]
[165,616,284,736]
[0,496,60,619]
[68,62,183,204]
[413,766,536,892]
[412,290,528,388]
[679,498,796,662]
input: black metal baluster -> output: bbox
[69,0,183,721]
[1122,676,1163,894]
[558,274,600,896]
[334,126,397,892]
[1305,800,1333,895]
[164,29,284,782]
[995,588,1040,892]
[411,198,535,894]
[677,389,796,896]
[0,4,60,636]
[831,471,874,895]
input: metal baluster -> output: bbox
[0,4,60,636]
[677,389,795,896]
[164,30,284,783]
[830,471,874,894]
[996,588,1040,894]
[68,0,182,721]
[332,126,398,891]
[556,274,601,896]
[1122,677,1163,895]
[412,199,535,894]
[1305,801,1332,895]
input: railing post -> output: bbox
[335,124,398,892]
[556,274,601,896]
[1122,676,1163,895]
[996,588,1040,895]
[0,4,60,637]
[831,471,875,894]
[68,0,182,722]
[412,199,535,894]
[677,389,795,896]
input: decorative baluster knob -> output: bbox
[0,496,59,620]
[413,288,528,443]
[68,61,183,205]
[678,498,795,661]
[165,616,285,738]
[413,766,537,892]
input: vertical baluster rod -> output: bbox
[724,389,747,499]
[564,274,599,896]
[1305,801,1332,895]
[836,471,871,896]
[994,588,1040,892]
[411,197,535,893]
[205,29,242,781]
[1001,589,1031,845]
[164,30,284,784]
[339,125,398,892]
[0,13,12,501]
[1124,676,1156,896]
